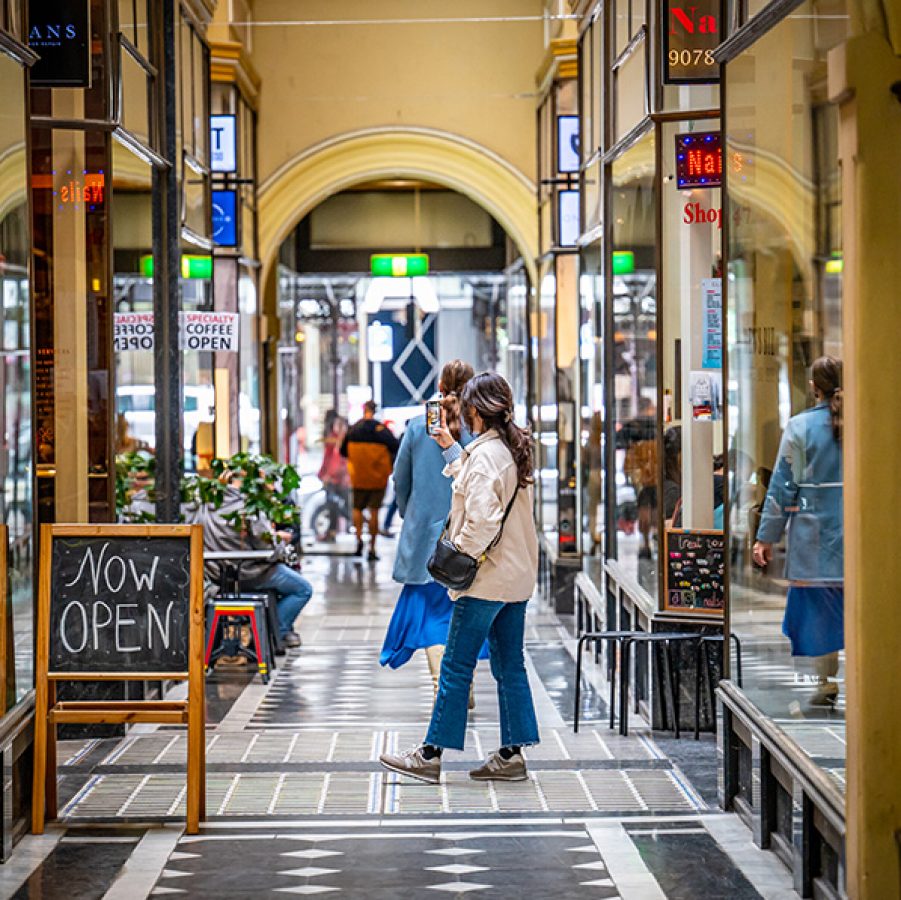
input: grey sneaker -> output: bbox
[379,746,441,784]
[469,750,528,782]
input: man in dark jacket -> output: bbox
[340,400,399,560]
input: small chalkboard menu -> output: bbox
[663,528,725,614]
[34,524,206,836]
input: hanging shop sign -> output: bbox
[558,189,580,248]
[664,0,720,85]
[557,115,580,174]
[113,311,240,353]
[675,131,722,189]
[28,0,91,87]
[701,278,722,369]
[210,114,237,173]
[370,254,429,277]
[212,190,237,247]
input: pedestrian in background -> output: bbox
[380,372,539,784]
[753,356,844,708]
[379,360,486,706]
[340,400,399,561]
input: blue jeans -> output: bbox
[425,596,539,751]
[249,564,313,637]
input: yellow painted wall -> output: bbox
[247,1,545,193]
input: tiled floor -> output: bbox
[0,551,800,899]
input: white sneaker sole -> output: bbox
[469,771,529,782]
[379,756,440,785]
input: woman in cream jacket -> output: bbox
[379,372,539,784]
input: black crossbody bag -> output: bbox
[427,485,519,591]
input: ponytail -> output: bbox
[811,356,843,444]
[499,418,535,488]
[439,359,474,442]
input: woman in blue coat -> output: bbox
[380,360,485,702]
[753,356,843,707]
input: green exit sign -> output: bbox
[371,253,429,277]
[140,254,213,280]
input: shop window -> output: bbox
[0,52,30,711]
[725,1,847,778]
[535,264,558,539]
[580,243,604,577]
[613,37,646,143]
[609,130,657,595]
[505,266,530,428]
[119,42,152,147]
[659,118,724,613]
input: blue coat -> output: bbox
[756,403,843,583]
[392,415,471,585]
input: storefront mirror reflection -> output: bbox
[0,52,32,709]
[726,0,847,784]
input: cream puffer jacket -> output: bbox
[442,429,538,603]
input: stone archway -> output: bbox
[258,125,538,290]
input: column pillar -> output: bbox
[830,29,901,899]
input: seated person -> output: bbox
[186,478,312,649]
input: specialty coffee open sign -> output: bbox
[48,535,192,674]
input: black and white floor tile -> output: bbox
[0,555,801,900]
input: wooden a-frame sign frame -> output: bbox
[32,524,206,834]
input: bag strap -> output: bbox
[480,484,520,561]
[438,482,521,558]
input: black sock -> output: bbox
[498,745,521,760]
[421,744,442,760]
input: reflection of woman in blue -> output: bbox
[753,357,843,707]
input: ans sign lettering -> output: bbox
[664,0,720,84]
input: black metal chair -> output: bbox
[574,630,701,737]
[693,632,743,739]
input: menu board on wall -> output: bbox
[663,528,725,614]
[663,0,721,85]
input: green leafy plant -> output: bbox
[116,449,301,539]
[210,452,301,538]
[115,450,157,523]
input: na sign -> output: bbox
[664,0,720,84]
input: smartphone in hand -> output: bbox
[426,398,442,435]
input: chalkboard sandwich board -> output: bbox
[33,524,206,835]
[663,528,725,615]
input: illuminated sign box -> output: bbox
[612,251,635,275]
[557,115,580,174]
[29,0,91,87]
[212,190,237,247]
[370,254,429,277]
[675,132,722,189]
[664,0,720,85]
[140,255,213,280]
[210,115,237,173]
[557,189,580,248]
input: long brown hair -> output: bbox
[812,355,842,443]
[462,372,534,487]
[439,359,474,442]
